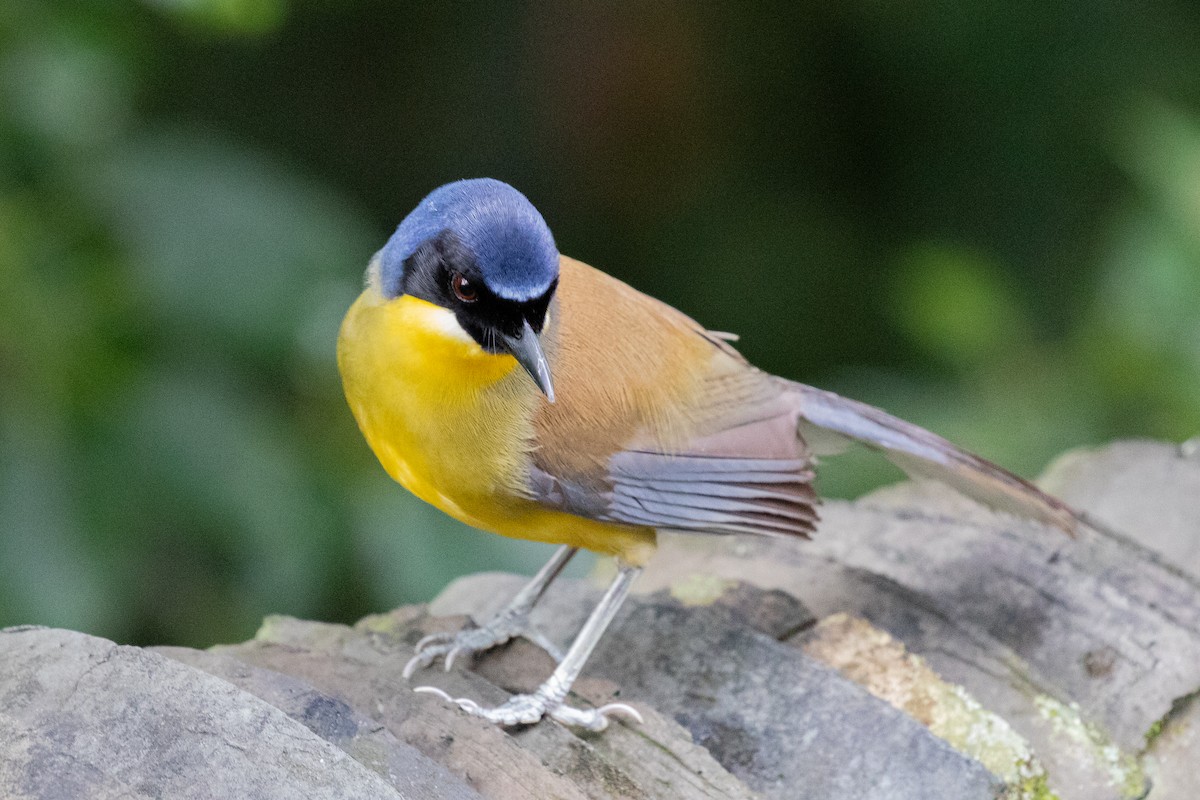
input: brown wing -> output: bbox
[527,257,818,539]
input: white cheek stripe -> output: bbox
[413,303,478,345]
[365,253,384,294]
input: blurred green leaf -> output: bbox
[90,130,376,353]
[1117,100,1200,256]
[0,29,133,152]
[144,0,287,35]
[350,478,593,608]
[0,422,116,632]
[891,242,1032,368]
[116,366,336,610]
[1094,213,1200,355]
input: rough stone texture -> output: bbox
[433,574,1006,799]
[1039,439,1200,578]
[1,439,1197,799]
[1141,692,1200,800]
[618,440,1200,800]
[798,613,1048,792]
[220,610,762,800]
[0,627,419,799]
[153,645,482,800]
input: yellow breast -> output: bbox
[336,287,656,562]
[338,290,534,517]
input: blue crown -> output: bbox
[379,178,558,301]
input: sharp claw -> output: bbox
[596,703,643,725]
[414,686,486,718]
[444,646,464,672]
[546,699,645,731]
[455,698,481,715]
[401,655,423,681]
[414,632,449,650]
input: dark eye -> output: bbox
[451,272,478,303]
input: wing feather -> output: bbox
[526,257,819,541]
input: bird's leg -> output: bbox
[417,562,643,731]
[403,545,578,678]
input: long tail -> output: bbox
[786,381,1080,537]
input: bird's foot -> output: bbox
[414,685,642,731]
[403,607,563,679]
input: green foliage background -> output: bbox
[1,1,1197,646]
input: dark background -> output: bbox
[2,1,1197,647]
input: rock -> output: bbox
[0,627,414,799]
[797,613,1051,797]
[153,645,482,800]
[611,439,1200,800]
[1039,439,1200,578]
[3,438,1198,800]
[1142,692,1200,800]
[467,578,1007,800]
[216,609,761,800]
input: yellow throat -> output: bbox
[338,284,535,515]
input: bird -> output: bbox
[337,178,1081,731]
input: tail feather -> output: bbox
[786,382,1081,537]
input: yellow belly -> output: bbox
[337,290,655,562]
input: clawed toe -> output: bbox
[549,701,643,731]
[402,631,452,678]
[403,626,497,678]
[414,685,642,731]
[404,610,561,679]
[413,685,541,725]
[443,644,470,672]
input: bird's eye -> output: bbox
[451,272,478,303]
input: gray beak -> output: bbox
[501,319,555,403]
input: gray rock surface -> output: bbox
[618,440,1200,799]
[1040,438,1200,577]
[1,438,1196,799]
[154,645,482,800]
[0,627,415,799]
[434,575,1009,799]
[1142,692,1200,800]
[216,610,761,800]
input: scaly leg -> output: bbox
[417,562,643,731]
[403,545,578,678]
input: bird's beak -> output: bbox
[501,319,555,403]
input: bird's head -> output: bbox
[375,178,559,401]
